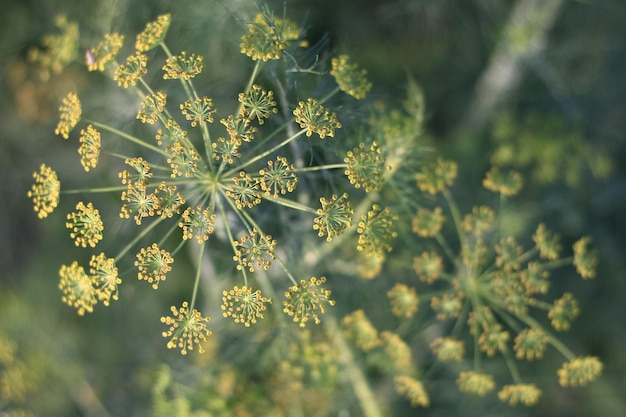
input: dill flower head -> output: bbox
[498,384,541,406]
[240,12,301,61]
[313,193,354,242]
[232,229,277,272]
[137,90,167,124]
[431,293,463,320]
[415,158,457,195]
[412,251,443,283]
[221,114,257,143]
[533,223,562,260]
[120,184,159,225]
[387,283,419,319]
[66,201,104,248]
[156,118,187,150]
[115,52,148,88]
[573,237,598,279]
[160,302,212,355]
[167,140,200,177]
[54,91,81,139]
[495,236,523,272]
[344,141,386,192]
[221,285,272,327]
[381,331,413,371]
[28,164,60,219]
[330,54,372,99]
[154,182,185,219]
[557,356,603,387]
[357,250,384,279]
[225,172,262,209]
[28,14,79,81]
[135,14,171,52]
[483,166,523,196]
[293,98,342,139]
[180,96,217,127]
[178,205,216,244]
[430,337,464,362]
[342,309,381,351]
[548,292,580,331]
[461,206,495,235]
[457,371,495,396]
[478,324,510,357]
[357,204,398,257]
[78,124,101,171]
[162,51,204,80]
[238,84,278,124]
[258,156,298,197]
[514,328,548,360]
[119,157,153,187]
[282,277,335,327]
[58,261,96,316]
[212,136,241,164]
[89,253,121,306]
[412,207,445,238]
[135,243,174,289]
[521,262,550,295]
[394,375,430,408]
[86,33,124,72]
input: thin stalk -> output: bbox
[189,241,206,312]
[217,196,250,287]
[114,217,163,260]
[88,121,169,157]
[442,188,465,246]
[62,185,127,194]
[324,317,384,417]
[226,129,306,175]
[294,163,347,173]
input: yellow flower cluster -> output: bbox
[161,302,212,355]
[221,286,272,327]
[27,164,60,219]
[283,277,335,327]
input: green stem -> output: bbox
[114,217,163,260]
[515,313,576,360]
[442,188,465,246]
[319,86,340,105]
[274,256,298,286]
[502,346,522,383]
[263,195,318,214]
[226,129,306,175]
[189,241,206,312]
[324,317,384,417]
[88,121,169,157]
[217,196,249,287]
[62,185,127,194]
[294,163,347,173]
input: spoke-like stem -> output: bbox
[189,241,206,312]
[324,317,384,417]
[274,256,299,286]
[114,217,163,260]
[62,185,127,194]
[89,121,169,157]
[226,129,306,175]
[263,195,317,214]
[294,163,347,173]
[442,188,465,246]
[217,196,250,287]
[319,86,340,105]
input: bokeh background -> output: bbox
[1,0,625,416]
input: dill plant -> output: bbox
[25,6,604,414]
[28,10,387,355]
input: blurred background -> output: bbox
[1,0,625,416]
